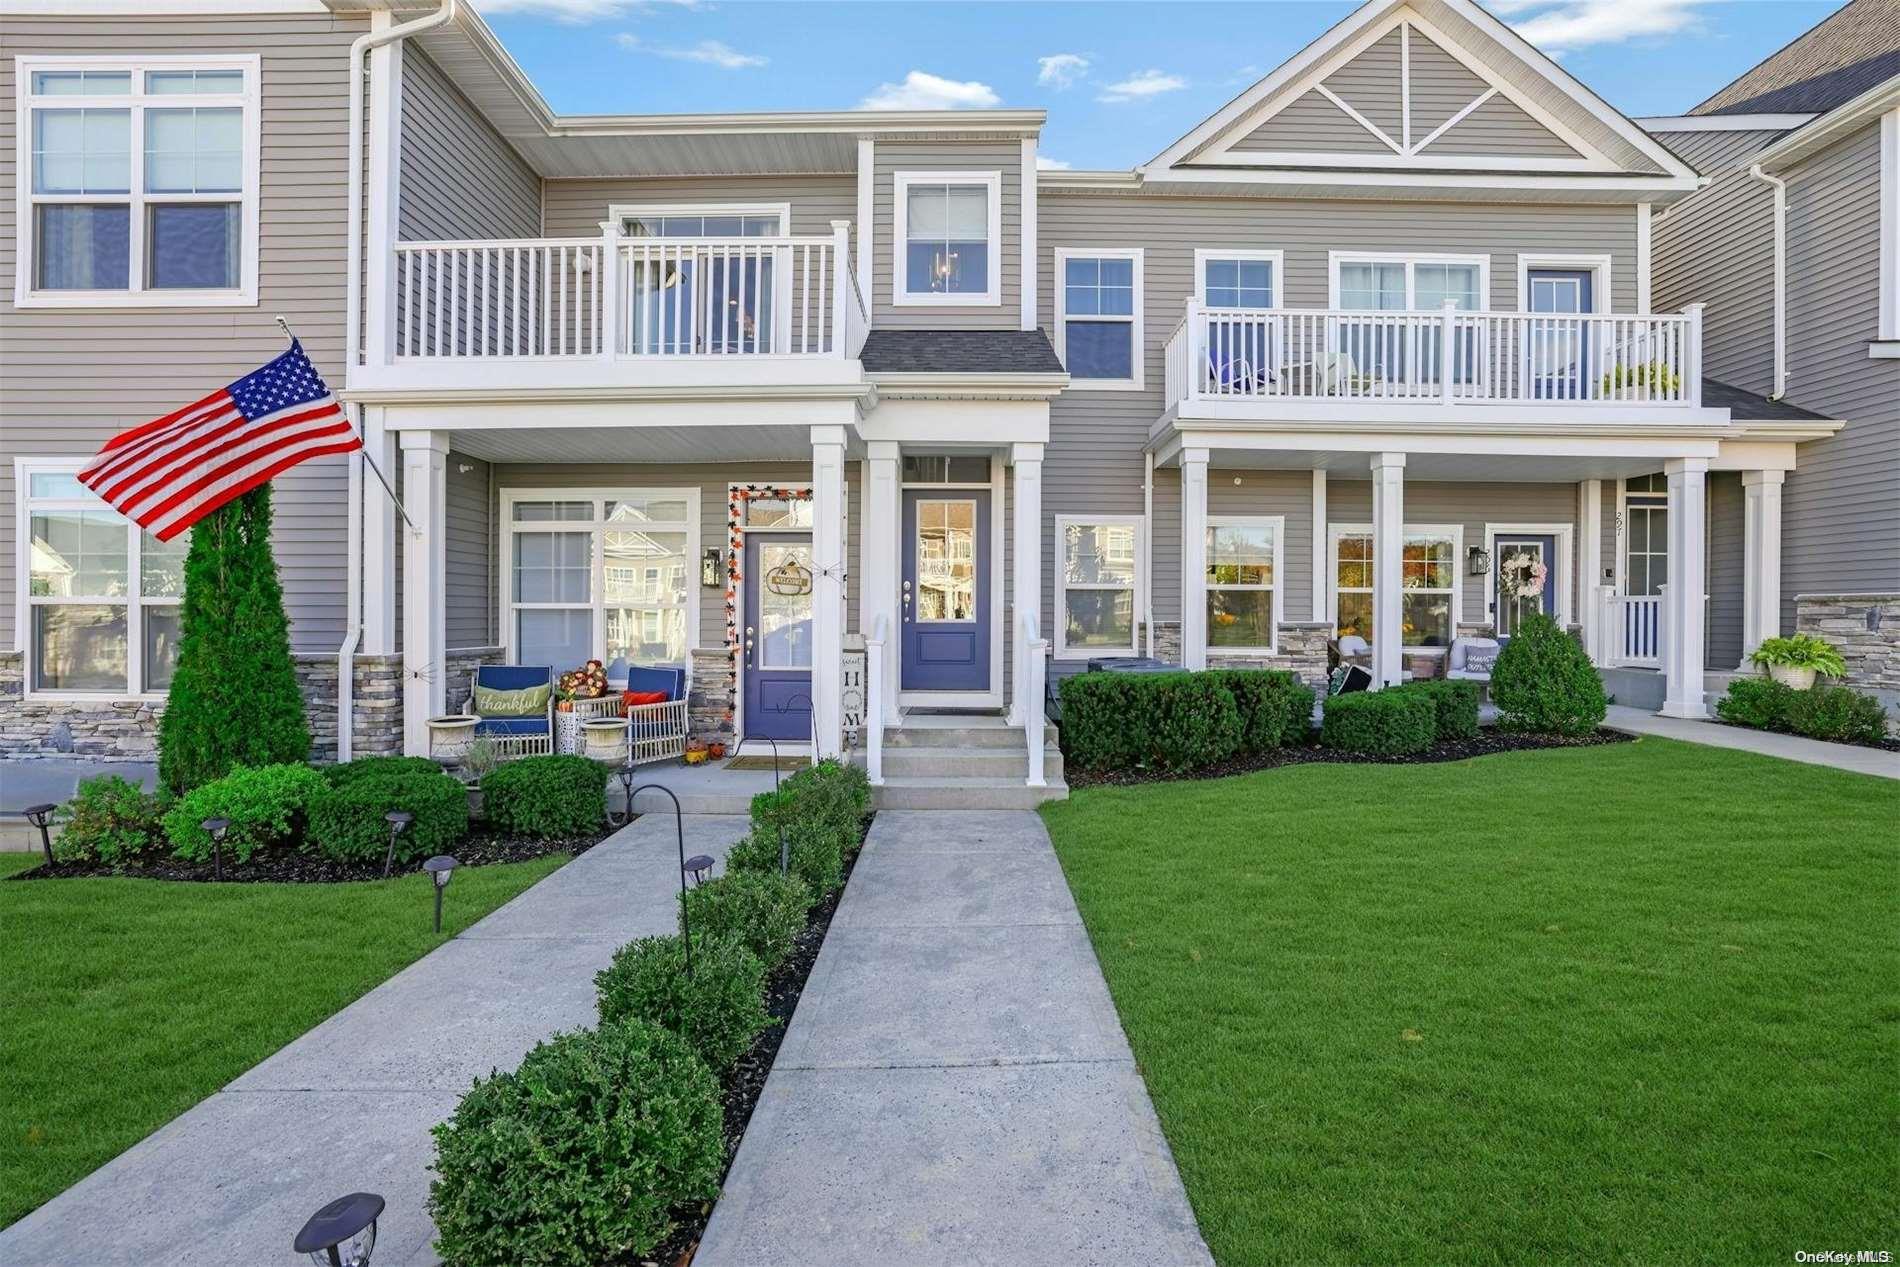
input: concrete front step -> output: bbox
[873,775,1069,810]
[886,723,1059,749]
[881,744,1065,781]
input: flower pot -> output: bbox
[582,717,627,763]
[683,747,709,766]
[1767,664,1817,691]
[427,714,479,765]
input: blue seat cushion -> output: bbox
[623,664,686,702]
[477,665,552,693]
[474,717,550,737]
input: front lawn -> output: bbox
[1043,737,1900,1265]
[0,851,568,1228]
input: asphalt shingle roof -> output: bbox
[1703,378,1837,422]
[1691,0,1900,116]
[860,329,1065,375]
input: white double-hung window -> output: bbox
[18,462,188,696]
[1331,524,1462,651]
[1056,517,1142,658]
[1330,253,1487,384]
[504,491,699,683]
[1055,249,1142,389]
[17,56,260,307]
[1207,517,1283,653]
[893,171,1002,305]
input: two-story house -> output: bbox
[1644,0,1899,707]
[2,0,1860,801]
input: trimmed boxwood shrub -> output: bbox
[749,758,868,859]
[1150,672,1245,770]
[428,1018,723,1267]
[680,870,811,971]
[1060,671,1251,772]
[307,768,468,865]
[481,754,608,838]
[1208,669,1316,752]
[1715,677,1796,732]
[595,932,770,1073]
[1058,672,1153,771]
[726,822,844,900]
[163,763,328,864]
[1784,684,1888,745]
[1491,613,1607,736]
[1320,689,1436,756]
[54,774,168,864]
[322,754,445,789]
[1399,679,1480,741]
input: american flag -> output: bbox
[78,340,360,542]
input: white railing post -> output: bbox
[829,220,853,358]
[1441,299,1458,404]
[865,615,886,786]
[1184,297,1204,402]
[1683,302,1704,406]
[597,220,621,360]
[1023,612,1047,789]
[1596,584,1617,666]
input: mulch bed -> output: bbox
[7,824,612,884]
[647,815,871,1267]
[1067,728,1634,789]
[1706,718,1900,754]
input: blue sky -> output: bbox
[476,0,1845,170]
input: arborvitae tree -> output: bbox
[158,485,311,793]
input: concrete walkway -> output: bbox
[1606,705,1900,780]
[0,814,749,1267]
[697,810,1213,1267]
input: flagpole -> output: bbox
[276,315,415,532]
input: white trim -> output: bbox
[1327,250,1491,309]
[606,200,793,233]
[1204,514,1285,657]
[2,1,324,11]
[1634,204,1652,312]
[1411,87,1497,153]
[1635,113,1816,133]
[1328,519,1464,656]
[893,453,1005,707]
[1617,473,1668,598]
[856,137,874,317]
[363,36,403,369]
[1193,247,1286,306]
[1310,469,1327,622]
[1314,83,1404,155]
[1515,253,1613,313]
[1052,246,1144,391]
[1755,80,1900,172]
[497,486,701,687]
[1020,138,1038,330]
[13,53,261,309]
[1483,521,1575,631]
[891,169,1003,307]
[1053,513,1144,661]
[1878,109,1898,343]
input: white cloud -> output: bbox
[1096,69,1186,104]
[659,39,766,68]
[859,71,1002,111]
[1497,0,1711,52]
[483,0,700,20]
[1036,53,1089,90]
[1035,155,1072,170]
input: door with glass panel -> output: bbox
[1493,534,1557,640]
[1335,260,1480,390]
[1528,269,1593,400]
[901,490,989,691]
[743,532,814,742]
[624,212,781,355]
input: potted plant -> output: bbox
[1749,634,1847,691]
[582,716,628,763]
[427,714,479,765]
[683,738,709,766]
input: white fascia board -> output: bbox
[1169,426,1730,461]
[4,1,325,11]
[1755,78,1900,171]
[1637,113,1817,133]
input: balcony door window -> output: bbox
[619,204,786,355]
[506,490,697,685]
[1332,255,1485,385]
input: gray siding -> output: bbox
[1707,471,1744,669]
[1650,126,1786,396]
[1409,28,1490,136]
[445,455,492,648]
[1234,90,1391,154]
[871,140,1021,330]
[1780,121,1900,611]
[398,47,540,243]
[1420,94,1580,158]
[1325,28,1404,140]
[542,174,855,240]
[0,12,368,654]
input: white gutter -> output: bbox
[337,0,457,760]
[1143,450,1155,660]
[1748,163,1789,400]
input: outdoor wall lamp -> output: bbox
[293,1191,384,1267]
[1467,545,1493,577]
[422,855,458,933]
[23,803,56,867]
[201,817,230,881]
[701,547,723,588]
[381,811,414,878]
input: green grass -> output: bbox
[1043,738,1900,1266]
[0,850,568,1228]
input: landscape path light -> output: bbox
[201,817,230,881]
[684,853,715,887]
[627,783,694,976]
[422,855,458,933]
[612,761,638,828]
[381,810,413,878]
[23,803,56,867]
[293,1191,384,1267]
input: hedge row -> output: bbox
[428,757,872,1264]
[1716,677,1888,745]
[1060,668,1315,773]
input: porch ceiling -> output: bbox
[446,424,819,465]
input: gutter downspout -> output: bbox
[1143,451,1155,659]
[338,0,458,760]
[1748,163,1788,400]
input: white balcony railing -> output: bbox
[1164,300,1704,411]
[390,220,866,363]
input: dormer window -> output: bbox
[893,171,1001,306]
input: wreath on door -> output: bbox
[1499,551,1549,599]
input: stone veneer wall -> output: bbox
[1144,621,1331,690]
[442,647,506,720]
[688,647,736,751]
[1795,594,1900,698]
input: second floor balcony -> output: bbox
[1162,300,1714,423]
[354,221,869,397]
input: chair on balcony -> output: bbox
[620,665,689,766]
[465,664,555,759]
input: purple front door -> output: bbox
[901,489,990,692]
[743,532,814,741]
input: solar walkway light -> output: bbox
[293,1191,384,1267]
[422,855,458,933]
[201,817,230,881]
[381,810,413,878]
[23,803,56,867]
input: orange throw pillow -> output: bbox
[622,690,668,714]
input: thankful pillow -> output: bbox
[475,682,550,717]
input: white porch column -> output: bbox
[1660,456,1709,718]
[859,441,901,726]
[399,430,449,755]
[1741,469,1785,665]
[360,405,398,654]
[1008,442,1044,724]
[1311,468,1328,622]
[811,425,847,757]
[1180,447,1210,670]
[1370,452,1406,689]
[1578,478,1604,663]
